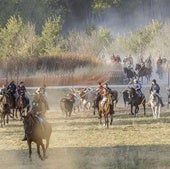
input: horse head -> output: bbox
[23,113,36,136]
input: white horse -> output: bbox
[149,91,161,119]
[72,93,82,113]
[77,87,97,111]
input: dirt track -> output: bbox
[0,84,170,169]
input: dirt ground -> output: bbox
[0,104,170,169]
[0,84,170,169]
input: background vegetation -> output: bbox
[0,0,170,85]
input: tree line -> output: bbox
[0,0,170,81]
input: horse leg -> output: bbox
[99,110,102,125]
[142,101,146,116]
[106,115,109,128]
[131,105,134,115]
[40,142,46,160]
[135,106,139,117]
[37,143,43,160]
[158,106,161,118]
[110,113,113,125]
[28,141,32,161]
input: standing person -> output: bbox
[149,79,164,107]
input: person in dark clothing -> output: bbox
[150,79,164,107]
[7,81,18,99]
[17,81,29,105]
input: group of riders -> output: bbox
[0,81,49,111]
[0,80,49,141]
[111,53,167,78]
[95,78,164,109]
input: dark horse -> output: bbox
[0,94,11,127]
[16,92,30,118]
[135,64,152,83]
[23,112,52,161]
[98,93,114,128]
[128,87,146,117]
[6,90,17,119]
[123,67,136,83]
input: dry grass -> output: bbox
[0,105,170,169]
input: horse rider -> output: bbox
[35,86,49,110]
[7,81,18,100]
[133,79,143,97]
[96,82,104,96]
[157,56,162,65]
[104,83,112,94]
[17,81,29,105]
[100,83,111,107]
[149,79,164,107]
[40,84,49,110]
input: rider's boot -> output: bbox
[22,134,27,141]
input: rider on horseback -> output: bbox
[7,81,18,100]
[17,81,29,105]
[100,83,111,107]
[149,79,164,107]
[133,79,142,97]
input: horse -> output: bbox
[122,89,130,106]
[22,112,52,161]
[72,93,82,113]
[0,94,11,127]
[78,88,97,111]
[128,87,146,116]
[135,64,152,83]
[16,92,30,118]
[98,93,114,128]
[148,91,161,119]
[110,89,118,108]
[6,90,17,119]
[60,93,75,117]
[123,67,136,83]
[93,92,103,115]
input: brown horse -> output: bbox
[23,112,52,161]
[128,87,146,117]
[98,93,114,128]
[135,64,152,83]
[6,90,18,119]
[0,94,11,127]
[123,67,137,83]
[16,92,30,118]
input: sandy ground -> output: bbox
[0,84,170,169]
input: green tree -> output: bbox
[39,16,63,55]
